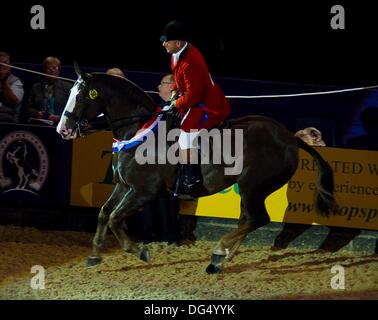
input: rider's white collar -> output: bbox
[172,42,188,66]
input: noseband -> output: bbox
[64,107,91,136]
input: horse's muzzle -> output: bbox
[57,127,78,140]
[57,119,78,140]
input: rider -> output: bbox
[160,20,230,197]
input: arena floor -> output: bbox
[0,225,377,300]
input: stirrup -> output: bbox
[168,163,201,198]
[173,182,199,200]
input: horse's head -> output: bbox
[57,65,107,140]
[6,140,27,163]
[57,63,160,140]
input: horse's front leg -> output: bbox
[108,188,151,263]
[87,183,126,268]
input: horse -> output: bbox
[56,69,337,273]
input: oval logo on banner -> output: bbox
[0,131,49,196]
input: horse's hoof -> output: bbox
[210,253,226,265]
[206,264,223,274]
[87,256,102,268]
[139,247,150,263]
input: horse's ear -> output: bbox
[73,61,82,77]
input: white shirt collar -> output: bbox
[173,41,188,65]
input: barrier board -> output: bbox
[70,132,378,230]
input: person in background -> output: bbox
[0,52,24,123]
[158,74,175,102]
[295,127,326,146]
[26,56,72,125]
[345,107,378,151]
[106,68,126,78]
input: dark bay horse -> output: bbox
[57,71,337,273]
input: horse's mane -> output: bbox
[92,73,157,112]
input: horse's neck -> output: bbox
[110,107,157,140]
[103,88,155,141]
[112,123,142,141]
[115,112,174,138]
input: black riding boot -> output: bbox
[174,164,201,197]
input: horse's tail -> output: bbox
[297,138,338,217]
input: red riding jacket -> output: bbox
[171,44,230,122]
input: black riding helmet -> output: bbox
[160,20,188,42]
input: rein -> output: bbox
[64,107,171,134]
[109,109,169,131]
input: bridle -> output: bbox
[63,77,92,136]
[63,76,173,135]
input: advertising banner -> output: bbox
[70,132,378,230]
[0,124,72,206]
[181,148,378,230]
[70,131,114,207]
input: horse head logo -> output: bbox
[0,131,48,194]
[6,140,39,190]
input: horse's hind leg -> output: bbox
[206,192,270,274]
[16,171,24,188]
[87,184,124,268]
[21,174,29,189]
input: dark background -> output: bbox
[2,0,378,86]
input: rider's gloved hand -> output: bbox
[170,99,177,110]
[162,100,177,112]
[170,90,178,101]
[162,99,178,113]
[165,101,181,124]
